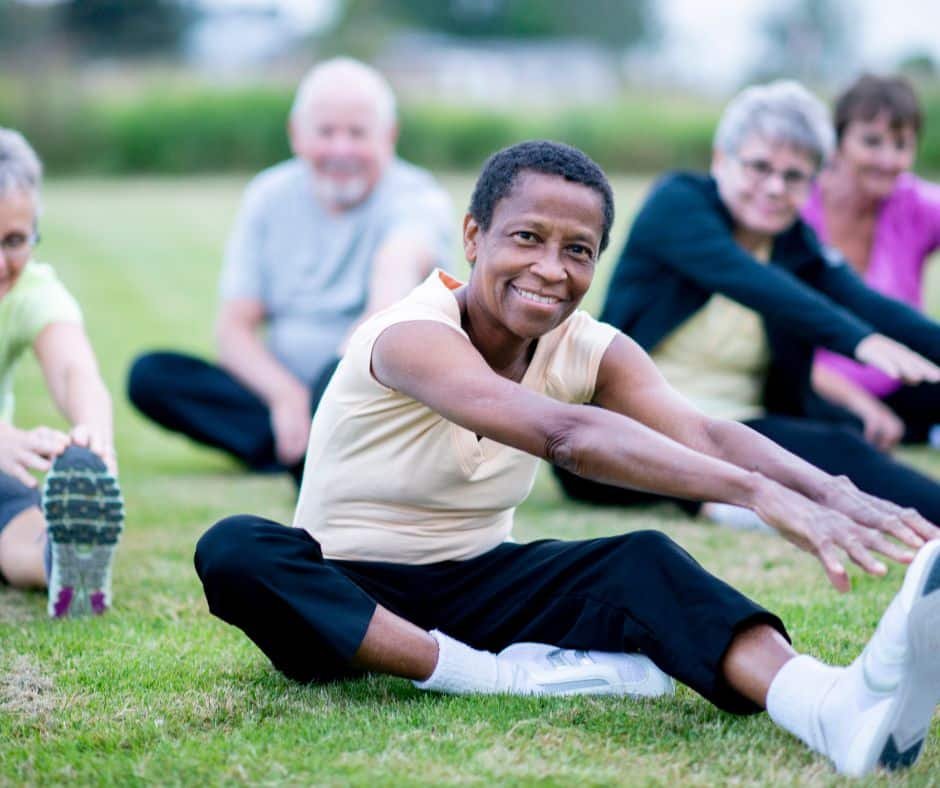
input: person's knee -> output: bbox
[588,529,679,574]
[194,515,267,591]
[623,529,677,555]
[127,352,181,413]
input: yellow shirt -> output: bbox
[293,270,619,564]
[0,262,83,422]
[651,246,771,421]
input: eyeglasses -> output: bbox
[0,229,40,258]
[735,157,815,191]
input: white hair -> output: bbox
[290,57,397,130]
[0,127,42,203]
[714,80,834,166]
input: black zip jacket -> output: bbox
[599,172,940,417]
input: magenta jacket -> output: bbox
[802,173,940,397]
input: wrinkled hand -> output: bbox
[269,388,311,467]
[69,423,118,475]
[857,400,904,451]
[855,334,940,385]
[819,475,940,547]
[0,422,69,487]
[755,480,915,592]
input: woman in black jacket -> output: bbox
[556,80,940,524]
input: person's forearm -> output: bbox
[699,417,836,503]
[59,368,113,447]
[555,407,771,509]
[812,363,880,420]
[217,324,305,406]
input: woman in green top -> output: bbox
[0,128,123,617]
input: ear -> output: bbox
[462,213,480,265]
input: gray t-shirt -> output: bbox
[219,156,454,384]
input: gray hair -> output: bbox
[290,57,397,131]
[714,80,834,167]
[0,128,42,205]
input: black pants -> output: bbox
[195,515,788,714]
[127,351,339,482]
[554,415,940,523]
[882,381,940,445]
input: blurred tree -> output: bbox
[62,0,191,58]
[897,51,938,80]
[0,1,64,62]
[335,0,658,50]
[750,0,856,86]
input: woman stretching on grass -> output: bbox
[196,141,940,778]
[0,128,123,617]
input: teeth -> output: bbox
[513,286,559,305]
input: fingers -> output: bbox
[885,345,940,385]
[856,335,940,384]
[27,426,70,458]
[817,540,850,593]
[0,459,37,488]
[839,528,887,576]
[101,446,118,476]
[859,530,916,565]
[875,513,926,549]
[898,507,940,542]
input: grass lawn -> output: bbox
[2,173,940,786]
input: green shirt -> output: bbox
[0,262,82,423]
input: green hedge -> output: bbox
[3,82,940,175]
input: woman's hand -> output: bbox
[857,399,905,451]
[855,334,940,384]
[69,423,118,475]
[0,422,69,487]
[754,478,918,592]
[817,475,940,547]
[269,385,311,466]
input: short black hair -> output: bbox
[469,140,615,253]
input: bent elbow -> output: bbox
[543,416,589,475]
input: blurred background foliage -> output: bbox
[1,0,939,175]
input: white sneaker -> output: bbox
[701,502,774,533]
[820,539,940,776]
[497,642,675,698]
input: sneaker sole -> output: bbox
[877,541,940,770]
[854,540,940,774]
[43,447,124,618]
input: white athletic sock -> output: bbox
[768,652,908,774]
[766,654,841,755]
[412,630,500,695]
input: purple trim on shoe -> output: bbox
[53,586,74,618]
[90,591,106,615]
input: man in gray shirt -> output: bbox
[128,58,453,482]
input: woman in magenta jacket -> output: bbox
[803,74,940,450]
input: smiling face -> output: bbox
[836,112,917,201]
[463,171,604,341]
[0,188,36,299]
[289,87,396,212]
[712,134,817,241]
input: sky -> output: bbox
[658,0,940,91]
[194,0,940,91]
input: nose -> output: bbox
[529,245,567,283]
[762,171,787,196]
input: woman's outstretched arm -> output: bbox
[33,321,115,471]
[372,321,931,591]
